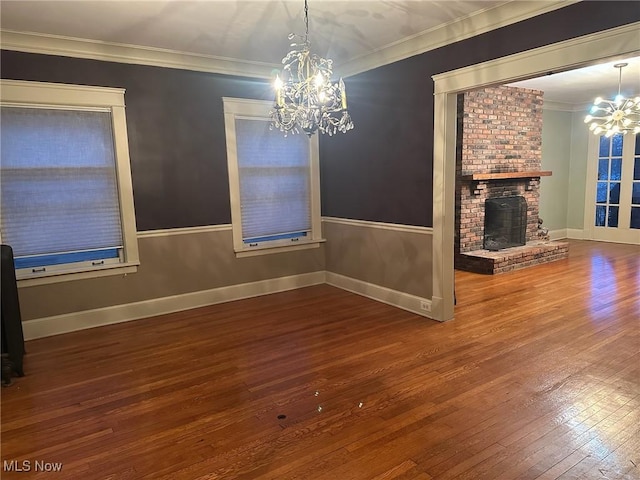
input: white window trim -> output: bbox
[222,97,324,258]
[1,80,140,286]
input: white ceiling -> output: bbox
[0,0,514,65]
[508,55,640,108]
[1,1,639,106]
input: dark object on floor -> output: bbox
[1,244,26,380]
[2,354,14,386]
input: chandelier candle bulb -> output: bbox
[274,76,284,107]
[340,78,347,110]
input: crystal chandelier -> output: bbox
[270,0,354,136]
[584,62,640,137]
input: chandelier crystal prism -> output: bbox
[269,0,354,136]
[584,62,640,137]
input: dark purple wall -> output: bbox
[2,2,638,230]
[319,56,434,226]
[0,52,269,231]
[320,1,640,227]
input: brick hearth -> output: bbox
[455,85,569,274]
[456,240,569,274]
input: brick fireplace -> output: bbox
[455,85,568,274]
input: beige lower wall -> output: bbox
[323,219,433,299]
[17,227,325,321]
[17,219,433,333]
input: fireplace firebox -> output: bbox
[484,196,527,251]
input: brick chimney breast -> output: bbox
[454,85,568,274]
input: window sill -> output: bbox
[17,262,139,287]
[234,239,326,258]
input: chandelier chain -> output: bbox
[617,64,622,97]
[304,0,309,44]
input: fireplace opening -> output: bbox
[484,196,527,251]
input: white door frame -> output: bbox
[431,22,640,321]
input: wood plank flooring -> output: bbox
[1,239,639,479]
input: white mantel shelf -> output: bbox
[461,171,552,181]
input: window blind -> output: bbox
[0,106,123,267]
[235,118,311,243]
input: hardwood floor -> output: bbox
[1,240,638,479]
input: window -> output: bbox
[584,131,639,244]
[0,80,139,285]
[222,98,323,257]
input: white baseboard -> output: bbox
[549,228,587,240]
[548,229,567,240]
[566,228,586,239]
[23,270,437,340]
[325,272,433,320]
[21,271,326,340]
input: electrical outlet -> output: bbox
[420,300,431,312]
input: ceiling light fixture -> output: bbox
[584,62,640,137]
[270,0,354,136]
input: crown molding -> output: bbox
[337,0,578,77]
[2,2,576,79]
[0,29,277,79]
[543,100,589,113]
[543,100,596,113]
[433,22,640,94]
